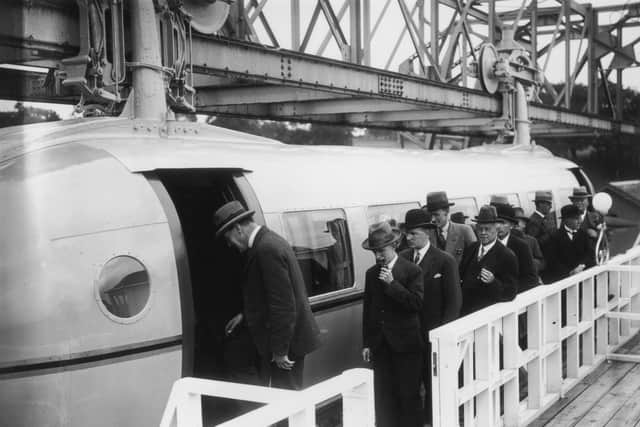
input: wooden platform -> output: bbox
[531,333,640,427]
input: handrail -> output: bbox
[429,245,640,427]
[159,368,374,427]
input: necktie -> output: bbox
[413,251,420,264]
[478,245,486,261]
[437,228,446,250]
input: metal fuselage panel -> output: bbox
[0,142,182,426]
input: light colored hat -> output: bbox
[362,221,402,250]
[569,186,591,200]
[213,201,255,238]
[533,190,553,204]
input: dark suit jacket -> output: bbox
[442,221,477,265]
[512,229,545,277]
[543,227,596,283]
[504,233,538,293]
[244,227,322,358]
[362,256,424,353]
[459,241,519,315]
[526,211,557,247]
[400,245,461,333]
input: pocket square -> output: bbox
[433,273,442,279]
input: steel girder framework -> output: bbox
[0,0,639,137]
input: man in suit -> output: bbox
[570,186,604,252]
[495,204,539,293]
[526,190,557,248]
[425,191,477,265]
[513,207,546,280]
[544,204,596,283]
[459,205,519,316]
[214,201,322,390]
[400,209,460,424]
[362,221,424,427]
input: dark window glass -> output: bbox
[450,197,479,225]
[283,210,354,297]
[97,256,150,319]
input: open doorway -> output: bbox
[151,169,263,422]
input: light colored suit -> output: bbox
[442,221,477,265]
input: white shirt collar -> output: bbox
[414,240,430,264]
[499,233,510,247]
[478,239,497,257]
[387,254,399,270]
[248,225,262,249]
[534,210,546,218]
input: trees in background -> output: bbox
[0,102,60,128]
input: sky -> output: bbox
[2,0,638,118]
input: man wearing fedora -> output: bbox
[362,221,424,427]
[459,205,519,316]
[544,204,596,283]
[425,191,477,266]
[570,186,604,250]
[495,204,538,293]
[400,209,460,424]
[513,206,546,279]
[213,201,322,390]
[526,190,558,248]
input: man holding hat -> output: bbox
[425,191,477,266]
[459,205,519,316]
[544,204,596,282]
[495,204,539,293]
[362,221,424,427]
[526,190,558,248]
[213,201,322,390]
[399,209,460,423]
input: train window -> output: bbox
[367,202,420,226]
[450,197,478,224]
[95,256,151,322]
[491,193,521,207]
[282,210,355,297]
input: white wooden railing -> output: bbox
[158,368,374,427]
[430,245,640,427]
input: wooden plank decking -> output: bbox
[531,333,640,427]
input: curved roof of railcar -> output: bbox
[0,118,579,212]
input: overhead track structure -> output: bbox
[1,0,639,137]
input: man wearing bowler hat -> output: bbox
[569,186,604,251]
[213,201,322,390]
[459,205,519,315]
[425,191,477,266]
[544,204,596,283]
[362,221,424,427]
[526,190,558,248]
[400,209,460,423]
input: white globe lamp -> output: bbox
[592,192,613,215]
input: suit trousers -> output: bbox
[372,339,423,427]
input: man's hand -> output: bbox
[225,313,243,336]
[378,266,394,284]
[273,354,295,370]
[570,264,586,275]
[586,229,598,238]
[479,268,495,284]
[362,347,371,363]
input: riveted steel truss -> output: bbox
[1,0,639,137]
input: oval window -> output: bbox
[96,256,150,321]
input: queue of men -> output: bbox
[212,186,601,427]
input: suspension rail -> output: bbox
[430,245,640,427]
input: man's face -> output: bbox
[477,223,498,245]
[516,218,527,232]
[223,225,248,252]
[496,220,512,240]
[431,209,449,227]
[405,227,430,249]
[572,198,589,214]
[372,244,396,266]
[564,216,580,230]
[536,201,552,215]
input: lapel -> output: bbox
[246,227,268,266]
[420,245,437,277]
[479,241,500,266]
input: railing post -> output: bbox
[502,312,519,426]
[431,335,459,427]
[566,283,579,378]
[288,406,315,427]
[527,301,543,409]
[342,369,375,427]
[475,324,493,426]
[176,391,203,427]
[596,271,609,355]
[582,277,596,366]
[544,293,562,394]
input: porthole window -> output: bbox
[96,256,150,321]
